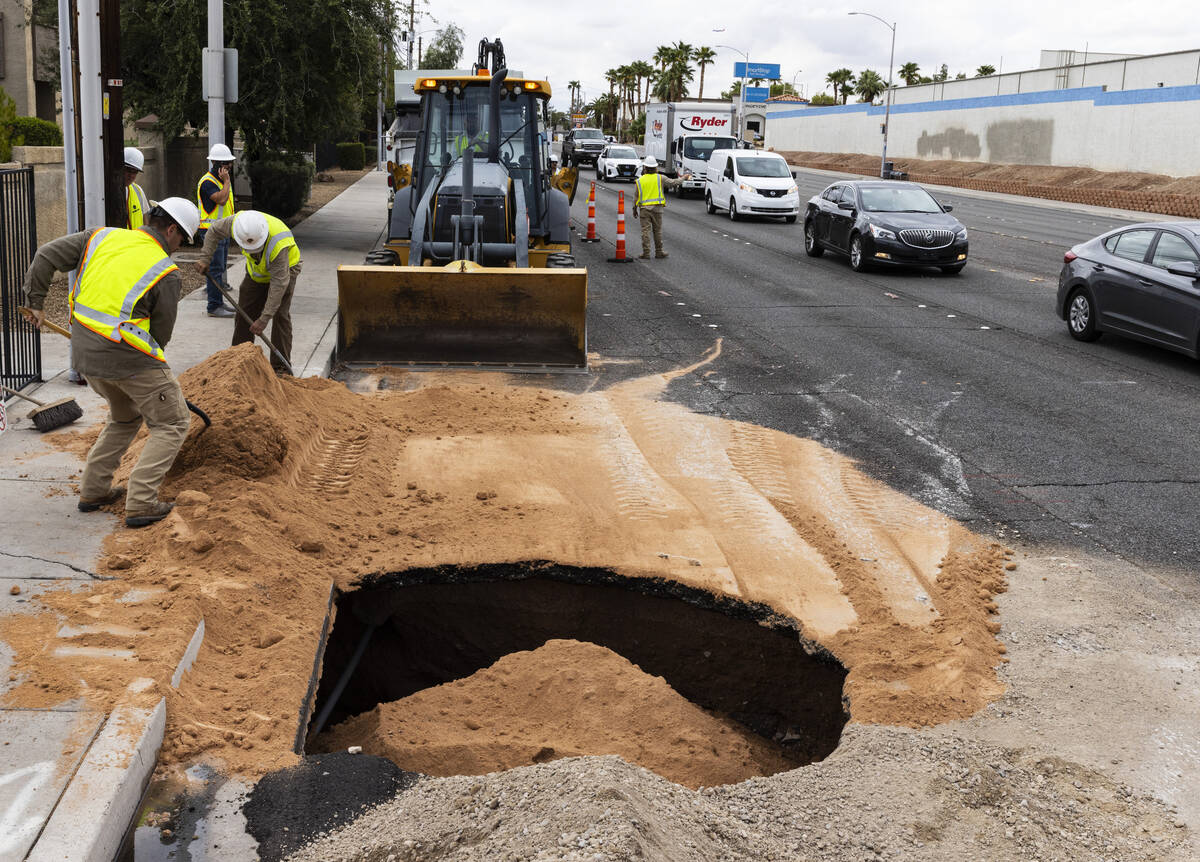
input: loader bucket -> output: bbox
[336,263,588,370]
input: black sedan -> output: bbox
[1057,222,1200,358]
[804,181,969,274]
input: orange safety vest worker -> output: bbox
[241,213,301,282]
[69,228,179,362]
[196,170,236,229]
[635,172,666,207]
[127,182,149,229]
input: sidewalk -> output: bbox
[0,171,388,861]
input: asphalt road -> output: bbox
[563,165,1200,585]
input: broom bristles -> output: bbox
[29,398,83,432]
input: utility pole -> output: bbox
[99,0,123,227]
[76,0,104,226]
[207,0,225,153]
[56,0,79,233]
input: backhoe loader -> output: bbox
[337,39,587,370]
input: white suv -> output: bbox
[704,149,799,223]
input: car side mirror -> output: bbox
[1166,260,1200,279]
[941,203,953,212]
[837,201,856,211]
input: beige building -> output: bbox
[1,0,57,120]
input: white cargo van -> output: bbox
[704,150,799,222]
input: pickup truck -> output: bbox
[562,127,607,167]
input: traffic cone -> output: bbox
[608,190,632,263]
[581,182,599,242]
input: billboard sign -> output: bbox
[744,86,770,103]
[733,62,781,80]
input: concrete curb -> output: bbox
[27,694,166,862]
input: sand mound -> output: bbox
[316,639,796,789]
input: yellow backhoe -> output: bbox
[337,38,587,370]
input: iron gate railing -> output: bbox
[0,166,41,392]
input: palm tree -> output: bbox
[592,93,618,132]
[653,45,672,74]
[826,68,855,104]
[976,64,996,77]
[617,65,637,130]
[693,46,717,99]
[631,60,655,111]
[898,62,921,85]
[605,68,618,105]
[854,69,886,103]
[567,80,580,113]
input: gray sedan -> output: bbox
[1057,221,1200,358]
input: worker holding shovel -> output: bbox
[21,197,202,528]
[194,210,302,375]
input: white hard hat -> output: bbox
[642,156,657,169]
[208,143,235,163]
[123,147,144,172]
[232,210,269,253]
[155,197,200,241]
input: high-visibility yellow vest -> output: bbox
[127,182,148,230]
[636,173,666,207]
[70,228,179,361]
[241,213,301,283]
[196,170,236,229]
[453,133,486,156]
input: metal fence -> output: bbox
[0,167,41,393]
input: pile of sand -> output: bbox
[316,639,796,789]
[2,343,1010,777]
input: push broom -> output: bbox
[0,384,83,432]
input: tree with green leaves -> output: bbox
[826,68,855,104]
[898,62,921,85]
[854,69,886,103]
[567,81,581,113]
[809,92,836,106]
[591,93,618,132]
[976,64,996,77]
[631,61,655,112]
[693,46,717,99]
[420,24,464,69]
[932,63,950,82]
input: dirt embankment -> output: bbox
[778,150,1200,217]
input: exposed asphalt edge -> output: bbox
[27,696,166,862]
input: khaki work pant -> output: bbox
[638,207,665,256]
[83,366,189,513]
[231,264,300,373]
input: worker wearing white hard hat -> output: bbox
[195,143,238,317]
[19,196,202,528]
[123,147,149,230]
[633,156,691,259]
[194,209,303,374]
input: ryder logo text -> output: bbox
[682,116,729,131]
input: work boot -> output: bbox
[78,485,125,512]
[67,368,87,385]
[125,501,175,529]
[638,252,650,259]
[207,306,235,318]
[655,251,669,259]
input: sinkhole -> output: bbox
[302,564,849,786]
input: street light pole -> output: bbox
[849,11,896,178]
[790,69,803,97]
[715,41,749,144]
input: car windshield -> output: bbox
[735,157,791,178]
[860,186,942,213]
[682,137,738,160]
[608,146,637,159]
[575,129,604,139]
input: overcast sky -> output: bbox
[407,0,1197,111]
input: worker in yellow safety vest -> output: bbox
[195,143,238,317]
[633,157,691,259]
[194,210,303,374]
[123,147,149,230]
[20,198,202,528]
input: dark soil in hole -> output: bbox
[305,566,848,779]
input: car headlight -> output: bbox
[868,223,897,241]
[739,183,753,192]
[787,184,798,194]
[955,227,968,240]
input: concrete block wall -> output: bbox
[766,84,1200,177]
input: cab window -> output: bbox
[1109,230,1155,263]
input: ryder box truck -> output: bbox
[643,101,739,196]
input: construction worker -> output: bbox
[20,198,201,528]
[123,147,149,229]
[632,157,691,259]
[195,143,237,318]
[194,210,301,374]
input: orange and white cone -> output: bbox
[609,190,632,263]
[581,182,599,242]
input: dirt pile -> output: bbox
[316,638,796,789]
[778,150,1200,216]
[3,343,1009,778]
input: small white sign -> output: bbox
[0,399,7,435]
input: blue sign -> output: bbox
[734,61,781,80]
[743,86,770,103]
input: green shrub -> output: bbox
[0,91,16,162]
[9,117,63,147]
[364,145,377,165]
[336,141,365,170]
[247,152,314,218]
